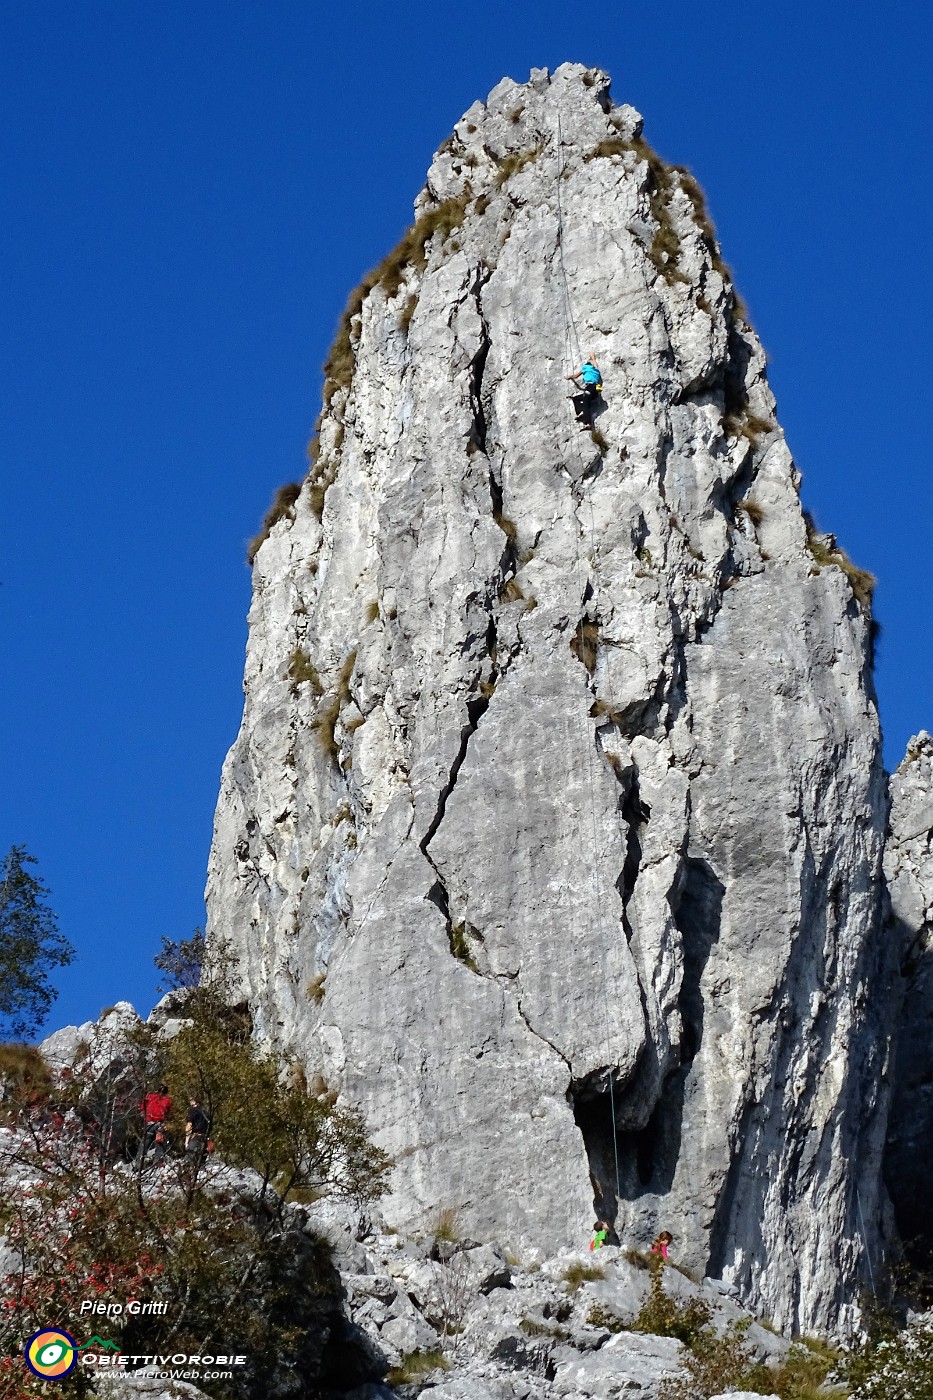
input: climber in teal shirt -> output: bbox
[565,357,603,431]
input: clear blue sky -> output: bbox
[2,2,930,1033]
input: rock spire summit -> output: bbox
[208,64,890,1334]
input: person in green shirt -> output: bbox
[590,1219,610,1251]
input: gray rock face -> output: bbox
[206,63,891,1334]
[334,1232,796,1399]
[883,732,933,1261]
[39,1001,141,1073]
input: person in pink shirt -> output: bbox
[651,1230,673,1261]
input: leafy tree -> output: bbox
[843,1306,933,1400]
[0,964,390,1398]
[153,927,206,994]
[0,845,74,1039]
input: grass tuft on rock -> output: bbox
[288,648,323,696]
[248,482,303,565]
[570,621,600,675]
[432,1206,461,1243]
[494,146,540,187]
[584,132,746,309]
[450,922,479,972]
[562,1261,605,1293]
[310,651,357,760]
[386,1349,449,1384]
[805,514,876,610]
[321,195,470,404]
[590,424,610,454]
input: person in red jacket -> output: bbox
[137,1083,172,1167]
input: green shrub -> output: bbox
[247,482,302,565]
[562,1261,606,1293]
[633,1265,712,1347]
[841,1316,933,1399]
[0,970,390,1400]
[745,1341,843,1399]
[0,1043,51,1123]
[644,1265,843,1400]
[307,973,326,1004]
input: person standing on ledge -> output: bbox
[137,1082,172,1167]
[651,1230,673,1261]
[185,1096,210,1161]
[590,1219,610,1251]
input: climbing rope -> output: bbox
[856,1184,877,1296]
[555,116,583,374]
[554,115,624,1205]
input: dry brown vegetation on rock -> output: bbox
[310,650,357,759]
[570,621,600,674]
[584,131,746,308]
[494,146,540,187]
[805,514,876,610]
[288,647,323,696]
[248,482,303,565]
[562,1260,605,1292]
[432,1206,462,1243]
[322,195,470,405]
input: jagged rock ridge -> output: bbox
[207,63,893,1335]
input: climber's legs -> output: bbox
[571,391,595,430]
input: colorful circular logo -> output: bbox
[24,1329,77,1379]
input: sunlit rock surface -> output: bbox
[206,63,892,1334]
